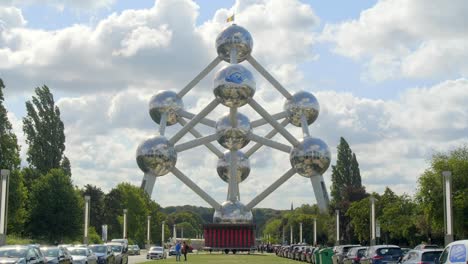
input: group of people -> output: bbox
[175,241,190,261]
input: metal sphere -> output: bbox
[217,151,251,183]
[290,137,331,178]
[213,64,256,107]
[216,24,253,63]
[284,91,320,127]
[149,90,184,126]
[216,112,252,150]
[213,200,253,224]
[136,136,177,176]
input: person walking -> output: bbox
[175,241,181,262]
[182,241,189,261]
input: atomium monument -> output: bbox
[136,23,331,250]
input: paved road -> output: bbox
[128,250,173,264]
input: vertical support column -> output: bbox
[147,216,151,249]
[290,225,293,245]
[123,209,128,239]
[173,224,177,242]
[313,218,317,246]
[102,225,108,243]
[161,221,165,248]
[0,170,10,246]
[300,222,303,244]
[282,226,285,245]
[181,227,184,239]
[83,195,90,244]
[370,196,376,246]
[442,171,454,245]
[335,210,340,246]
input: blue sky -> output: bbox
[1,0,467,209]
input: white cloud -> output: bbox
[0,6,26,29]
[0,0,115,11]
[322,0,468,81]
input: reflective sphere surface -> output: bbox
[290,137,331,177]
[284,91,320,127]
[216,24,253,63]
[149,90,184,126]
[217,151,250,183]
[213,200,253,224]
[216,112,251,150]
[136,136,177,176]
[213,64,256,107]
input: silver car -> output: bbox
[105,244,127,264]
[401,249,443,264]
[68,248,97,264]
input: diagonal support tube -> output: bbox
[248,99,299,146]
[247,55,292,99]
[177,56,222,98]
[179,110,217,128]
[245,119,289,157]
[300,114,310,137]
[170,99,219,145]
[311,174,330,213]
[251,111,288,128]
[159,113,168,136]
[174,134,219,153]
[171,167,221,210]
[245,168,296,210]
[178,118,224,158]
[141,172,157,196]
[249,134,292,153]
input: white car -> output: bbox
[68,247,97,264]
[146,247,166,260]
[439,240,468,264]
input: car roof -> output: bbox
[0,245,30,249]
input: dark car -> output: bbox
[334,245,362,264]
[40,247,72,264]
[105,244,127,264]
[344,247,368,264]
[0,245,46,264]
[361,245,403,264]
[401,249,442,264]
[168,247,176,256]
[88,245,114,264]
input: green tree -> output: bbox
[331,137,367,243]
[61,156,71,177]
[28,169,83,241]
[0,79,21,170]
[23,85,66,174]
[83,185,105,236]
[346,197,371,244]
[416,146,468,243]
[7,170,28,235]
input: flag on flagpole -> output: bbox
[226,14,235,22]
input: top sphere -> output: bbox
[216,24,253,63]
[284,91,320,127]
[149,90,184,126]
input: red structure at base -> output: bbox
[203,223,256,250]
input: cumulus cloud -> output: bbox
[0,6,26,29]
[0,0,115,11]
[322,0,468,81]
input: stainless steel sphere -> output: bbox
[216,112,252,150]
[284,91,320,127]
[149,90,184,126]
[217,151,250,183]
[213,64,256,107]
[213,200,253,224]
[216,24,253,63]
[290,137,331,177]
[136,136,177,176]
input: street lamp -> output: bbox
[147,215,151,249]
[299,222,303,244]
[123,209,128,238]
[0,169,10,246]
[161,221,165,247]
[335,210,340,246]
[313,218,317,246]
[83,195,91,244]
[442,171,454,245]
[370,196,377,246]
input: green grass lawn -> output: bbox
[144,253,299,264]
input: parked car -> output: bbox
[414,245,439,250]
[360,245,403,264]
[88,245,114,264]
[295,246,307,260]
[438,240,468,264]
[343,247,368,264]
[401,249,443,264]
[168,246,177,256]
[40,246,72,264]
[105,244,127,264]
[127,245,139,256]
[0,245,46,264]
[146,247,165,260]
[302,246,314,262]
[334,245,362,264]
[68,247,97,264]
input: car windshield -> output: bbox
[151,247,162,251]
[422,252,442,262]
[69,249,87,256]
[110,245,122,253]
[41,248,59,257]
[0,248,27,258]
[89,246,107,254]
[377,248,402,256]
